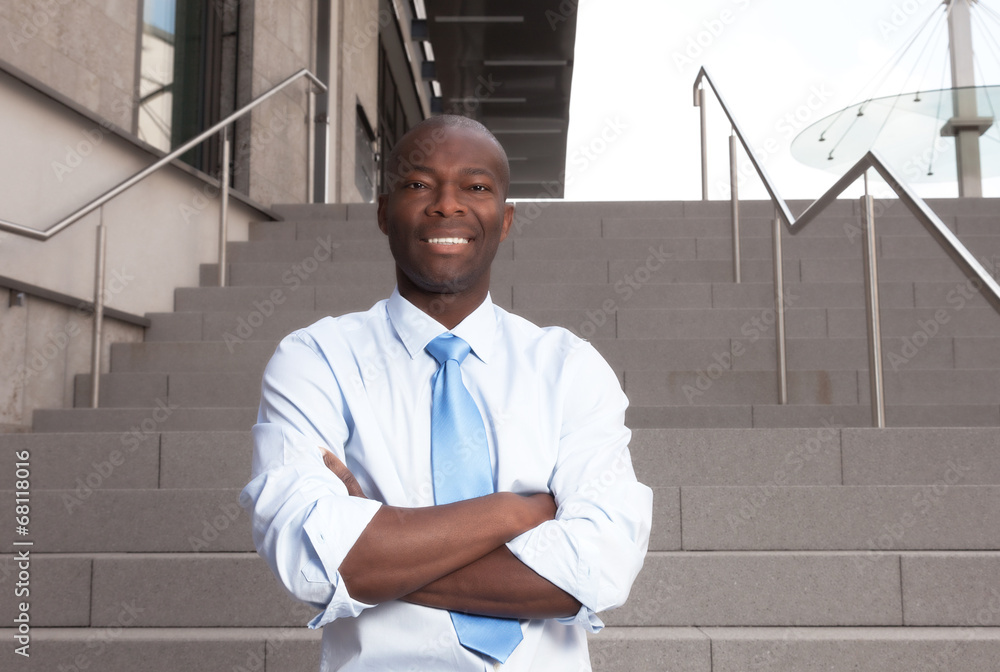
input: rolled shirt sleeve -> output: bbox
[505,342,653,631]
[239,332,383,628]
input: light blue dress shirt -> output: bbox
[240,288,653,671]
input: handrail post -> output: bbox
[861,173,887,428]
[697,86,708,201]
[90,218,107,409]
[772,209,788,405]
[307,88,316,204]
[218,127,230,288]
[729,130,741,283]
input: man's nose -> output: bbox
[427,184,466,216]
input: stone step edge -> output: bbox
[0,626,322,641]
[5,550,998,559]
[5,625,1000,640]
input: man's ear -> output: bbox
[498,202,515,243]
[377,194,389,236]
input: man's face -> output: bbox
[377,125,514,302]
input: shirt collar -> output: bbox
[386,287,497,364]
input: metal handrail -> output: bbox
[1,67,328,408]
[0,67,326,240]
[694,66,1000,426]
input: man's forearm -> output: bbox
[339,492,555,604]
[402,546,581,619]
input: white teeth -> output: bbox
[426,237,470,245]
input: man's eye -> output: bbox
[404,182,426,189]
[469,185,489,192]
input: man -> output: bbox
[240,115,653,671]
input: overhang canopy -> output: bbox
[421,1,578,198]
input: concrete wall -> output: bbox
[247,0,315,206]
[0,294,143,432]
[335,0,381,204]
[0,0,139,131]
[0,69,261,316]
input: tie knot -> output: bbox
[426,333,471,366]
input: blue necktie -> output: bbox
[426,334,523,663]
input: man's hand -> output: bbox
[320,448,367,498]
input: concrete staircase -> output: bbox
[3,198,1000,671]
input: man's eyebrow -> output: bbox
[399,165,497,180]
[401,164,434,175]
[459,167,497,180]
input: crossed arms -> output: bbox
[322,450,582,619]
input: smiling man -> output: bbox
[241,115,652,671]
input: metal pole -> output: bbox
[861,172,886,427]
[772,209,788,405]
[218,127,230,288]
[90,218,107,409]
[698,87,708,201]
[729,130,742,283]
[307,89,316,204]
[945,0,986,197]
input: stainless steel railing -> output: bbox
[0,68,328,408]
[694,66,1000,427]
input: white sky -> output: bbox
[564,0,1000,201]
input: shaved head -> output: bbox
[382,115,511,198]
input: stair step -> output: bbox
[11,484,994,554]
[74,368,1000,409]
[208,259,609,288]
[226,237,395,262]
[143,305,1000,343]
[0,628,322,672]
[32,407,256,432]
[682,485,1000,550]
[692,627,1000,672]
[0,432,160,489]
[2,490,249,552]
[631,427,1000,486]
[5,626,998,672]
[0,431,251,489]
[109,340,277,373]
[9,551,996,628]
[625,404,1000,428]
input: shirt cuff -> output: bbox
[307,571,375,629]
[302,495,382,628]
[506,521,602,629]
[557,603,605,633]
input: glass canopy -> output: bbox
[791,85,1000,183]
